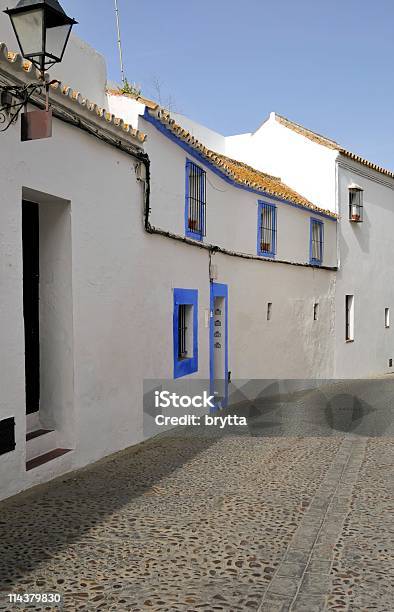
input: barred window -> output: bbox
[349,187,363,222]
[258,202,277,256]
[173,288,198,379]
[186,160,206,238]
[178,304,192,359]
[310,219,324,265]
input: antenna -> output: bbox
[114,0,126,86]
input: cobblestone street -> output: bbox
[0,379,393,611]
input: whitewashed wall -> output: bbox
[108,92,337,268]
[139,115,337,268]
[0,102,337,502]
[225,114,339,215]
[335,160,394,377]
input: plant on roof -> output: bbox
[120,78,141,97]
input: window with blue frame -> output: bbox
[185,160,206,240]
[173,288,198,378]
[258,201,277,257]
[310,218,324,265]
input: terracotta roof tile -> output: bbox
[106,87,158,111]
[275,113,394,180]
[147,108,337,218]
[0,43,146,145]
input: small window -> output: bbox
[185,160,206,240]
[346,295,354,341]
[349,186,363,222]
[258,202,277,257]
[313,303,319,321]
[310,219,324,265]
[178,304,193,359]
[0,417,15,456]
[385,308,390,329]
[267,302,272,321]
[174,288,198,378]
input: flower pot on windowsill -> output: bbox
[261,242,271,252]
[351,214,361,222]
[188,219,198,231]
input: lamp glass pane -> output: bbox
[45,23,72,60]
[11,9,44,57]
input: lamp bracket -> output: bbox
[0,79,59,132]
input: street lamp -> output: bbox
[0,0,77,137]
[4,0,77,75]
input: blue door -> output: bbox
[210,283,228,410]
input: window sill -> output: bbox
[185,231,204,242]
[258,252,276,259]
[345,339,354,343]
[174,356,198,379]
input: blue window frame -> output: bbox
[310,218,324,265]
[173,288,198,379]
[185,160,206,240]
[257,201,277,257]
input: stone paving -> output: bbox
[0,379,393,611]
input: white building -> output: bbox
[0,8,389,501]
[221,112,394,378]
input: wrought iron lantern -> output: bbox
[1,0,77,136]
[4,0,77,75]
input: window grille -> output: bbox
[178,304,188,359]
[173,288,198,379]
[259,202,277,256]
[186,160,206,238]
[349,187,363,222]
[310,219,324,265]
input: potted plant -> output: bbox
[188,218,198,231]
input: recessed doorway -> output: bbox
[22,200,40,415]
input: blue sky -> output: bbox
[61,0,394,169]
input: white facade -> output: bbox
[2,8,389,503]
[335,159,394,377]
[223,113,394,378]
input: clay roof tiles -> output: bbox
[0,43,146,144]
[147,108,337,219]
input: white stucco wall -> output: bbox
[334,160,394,377]
[0,95,337,502]
[170,112,226,153]
[140,115,337,269]
[225,114,339,215]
